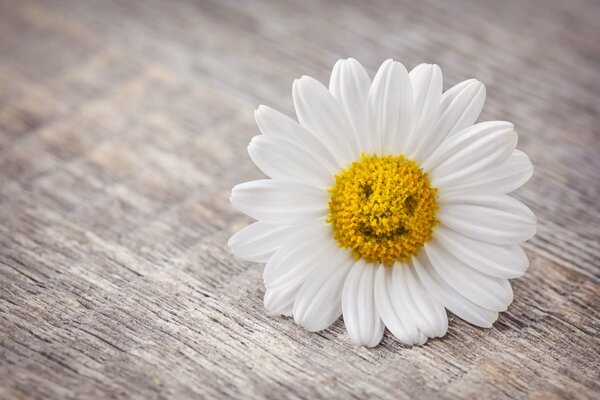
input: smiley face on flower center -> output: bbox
[327,153,438,265]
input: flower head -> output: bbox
[229,58,536,347]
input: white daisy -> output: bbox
[229,58,536,347]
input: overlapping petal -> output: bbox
[411,79,486,163]
[293,249,354,332]
[367,59,413,155]
[263,222,333,287]
[329,58,371,154]
[423,121,517,190]
[403,63,442,156]
[264,228,338,316]
[228,221,299,263]
[293,76,357,166]
[342,261,385,347]
[255,105,339,171]
[231,180,328,224]
[425,241,513,311]
[438,194,537,245]
[440,149,534,195]
[435,225,529,278]
[248,135,335,189]
[413,252,499,328]
[403,266,448,338]
[373,264,422,345]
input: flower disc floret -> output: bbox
[327,153,438,265]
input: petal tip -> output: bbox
[226,232,241,251]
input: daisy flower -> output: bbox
[228,59,536,347]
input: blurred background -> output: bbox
[1,0,598,399]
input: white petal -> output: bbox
[404,63,442,156]
[423,122,517,190]
[342,261,385,347]
[367,59,413,155]
[435,225,529,278]
[438,194,537,245]
[425,241,513,312]
[293,76,356,166]
[329,58,371,154]
[231,180,328,224]
[373,264,421,345]
[404,266,448,338]
[263,226,334,287]
[264,287,294,316]
[228,221,296,262]
[255,105,339,171]
[412,253,499,328]
[293,249,353,332]
[393,266,431,343]
[440,149,534,195]
[264,232,339,316]
[376,263,424,346]
[440,79,486,137]
[248,135,334,189]
[411,79,486,163]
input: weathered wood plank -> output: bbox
[0,0,599,398]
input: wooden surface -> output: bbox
[1,0,599,398]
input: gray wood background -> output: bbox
[1,0,599,398]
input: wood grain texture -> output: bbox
[1,0,599,398]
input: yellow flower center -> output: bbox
[327,154,438,265]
